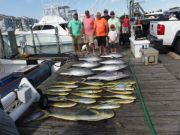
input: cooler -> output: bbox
[129,37,150,58]
[141,47,159,65]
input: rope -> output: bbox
[128,54,157,135]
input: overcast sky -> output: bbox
[0,0,179,19]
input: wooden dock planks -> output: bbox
[132,59,180,135]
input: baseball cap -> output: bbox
[104,9,108,13]
[110,24,115,29]
[110,11,115,15]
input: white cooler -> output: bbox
[129,37,150,58]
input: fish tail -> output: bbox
[36,110,50,121]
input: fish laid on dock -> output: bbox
[79,81,104,86]
[105,90,133,95]
[48,96,97,104]
[50,84,79,89]
[47,88,72,92]
[92,64,127,72]
[100,59,125,65]
[99,99,135,104]
[49,102,77,108]
[105,95,136,100]
[87,72,129,81]
[72,62,100,68]
[24,109,115,122]
[76,86,102,90]
[73,89,103,94]
[55,81,78,85]
[45,92,69,96]
[88,103,121,110]
[100,53,123,58]
[60,68,94,77]
[71,92,101,98]
[79,56,102,62]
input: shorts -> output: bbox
[72,36,81,45]
[84,35,94,44]
[109,42,118,49]
[122,26,129,34]
[96,36,106,47]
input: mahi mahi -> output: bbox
[55,81,78,85]
[89,103,120,110]
[105,90,133,95]
[80,81,104,86]
[47,88,72,92]
[105,95,136,100]
[72,92,101,98]
[74,89,103,94]
[49,102,77,108]
[25,109,115,122]
[99,99,135,104]
[48,96,96,104]
[50,84,78,89]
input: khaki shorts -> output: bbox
[72,36,81,45]
[84,35,94,44]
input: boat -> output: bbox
[2,5,74,55]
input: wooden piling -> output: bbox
[7,30,19,57]
[55,27,61,54]
[0,29,5,58]
[30,26,37,54]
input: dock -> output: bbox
[16,50,180,135]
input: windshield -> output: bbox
[33,25,55,30]
[59,23,68,30]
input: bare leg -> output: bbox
[99,46,102,55]
[91,43,96,55]
[102,46,107,55]
[86,43,89,54]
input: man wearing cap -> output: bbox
[108,11,121,48]
[68,13,82,55]
[94,12,108,55]
[102,9,111,22]
[82,10,95,55]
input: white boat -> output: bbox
[2,5,74,55]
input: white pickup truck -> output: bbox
[149,20,180,54]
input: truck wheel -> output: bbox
[39,95,48,110]
[174,38,180,55]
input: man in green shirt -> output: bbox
[108,11,121,52]
[68,13,82,55]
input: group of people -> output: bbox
[68,9,130,56]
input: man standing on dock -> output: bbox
[108,11,121,52]
[94,12,108,55]
[102,9,111,22]
[82,10,95,55]
[68,13,82,56]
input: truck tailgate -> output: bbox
[150,21,158,37]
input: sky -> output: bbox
[0,0,179,20]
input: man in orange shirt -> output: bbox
[94,12,108,55]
